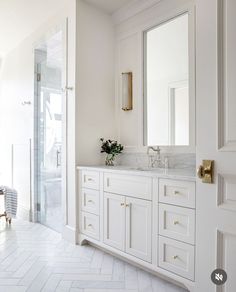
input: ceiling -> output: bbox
[0,0,134,58]
[0,0,67,57]
[84,0,133,14]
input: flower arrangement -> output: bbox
[100,138,124,166]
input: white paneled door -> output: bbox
[196,0,236,291]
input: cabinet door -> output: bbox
[125,197,152,262]
[103,193,125,251]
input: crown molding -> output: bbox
[112,0,162,25]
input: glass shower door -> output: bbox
[35,29,64,232]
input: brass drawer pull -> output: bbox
[120,203,125,206]
[174,190,180,195]
[88,200,94,203]
[126,204,130,207]
[88,224,93,228]
[87,178,94,182]
[173,255,178,260]
[173,220,179,225]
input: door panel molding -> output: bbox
[217,230,236,292]
[218,0,236,151]
[217,174,236,212]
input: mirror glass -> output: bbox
[144,13,189,146]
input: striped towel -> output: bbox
[0,186,18,218]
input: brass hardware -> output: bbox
[197,160,214,183]
[173,255,178,260]
[21,101,32,106]
[62,86,74,92]
[88,200,93,203]
[120,203,125,206]
[173,220,179,225]
[174,191,180,195]
[87,178,93,182]
[37,73,41,82]
[122,72,133,111]
[126,204,130,207]
[88,224,93,227]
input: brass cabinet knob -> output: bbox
[197,160,214,184]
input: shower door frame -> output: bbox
[33,20,68,232]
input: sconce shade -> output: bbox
[122,72,132,111]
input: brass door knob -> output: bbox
[197,160,214,184]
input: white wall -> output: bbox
[0,34,35,215]
[0,1,77,242]
[114,0,195,152]
[76,0,116,166]
[0,0,116,242]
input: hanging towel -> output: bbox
[0,186,18,218]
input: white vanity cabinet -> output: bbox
[79,170,101,240]
[158,179,196,280]
[103,192,152,262]
[125,196,152,262]
[103,171,152,262]
[78,166,196,290]
[103,192,126,251]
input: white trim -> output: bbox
[17,205,31,221]
[168,80,189,146]
[217,0,236,151]
[115,0,196,154]
[112,0,162,25]
[62,225,77,244]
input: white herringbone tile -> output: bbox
[0,219,188,292]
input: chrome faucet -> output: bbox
[147,146,165,168]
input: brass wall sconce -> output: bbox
[122,72,133,111]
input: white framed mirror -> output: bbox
[144,12,195,147]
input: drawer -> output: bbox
[81,170,100,190]
[104,173,152,200]
[159,179,195,208]
[81,188,99,215]
[159,204,195,244]
[81,212,99,240]
[158,236,195,280]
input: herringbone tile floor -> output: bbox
[0,219,187,292]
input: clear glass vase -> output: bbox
[105,154,115,166]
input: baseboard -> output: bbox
[62,225,77,244]
[17,205,31,221]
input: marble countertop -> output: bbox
[77,165,196,181]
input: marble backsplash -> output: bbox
[116,152,196,170]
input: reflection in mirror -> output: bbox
[144,13,189,146]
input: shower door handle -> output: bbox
[61,86,73,92]
[56,150,61,168]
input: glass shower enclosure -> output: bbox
[34,28,65,232]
